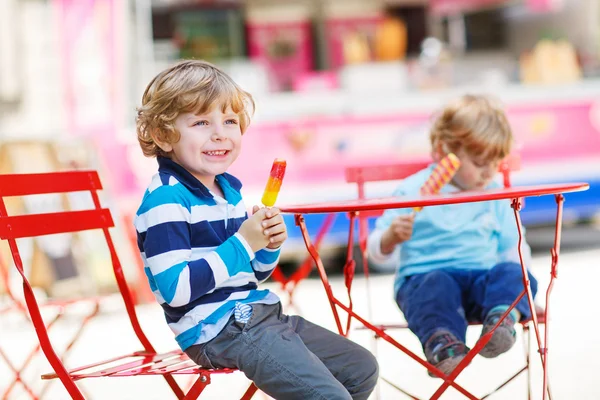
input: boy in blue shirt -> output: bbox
[134,60,378,399]
[368,95,538,376]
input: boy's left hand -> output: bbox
[252,206,287,249]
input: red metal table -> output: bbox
[279,182,589,400]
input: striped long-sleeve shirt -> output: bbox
[134,157,280,350]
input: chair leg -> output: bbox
[240,382,258,400]
[0,345,38,399]
[183,372,211,400]
[524,324,531,400]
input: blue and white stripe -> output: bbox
[234,302,253,323]
[134,157,280,350]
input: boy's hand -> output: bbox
[239,206,288,252]
[257,206,287,249]
[380,213,415,254]
[238,207,271,252]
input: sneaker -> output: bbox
[424,330,469,377]
[479,311,517,358]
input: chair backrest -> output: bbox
[345,159,431,208]
[345,154,521,202]
[0,170,156,358]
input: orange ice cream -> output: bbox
[261,159,286,207]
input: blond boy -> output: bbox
[368,95,538,376]
[135,60,378,399]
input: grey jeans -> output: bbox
[185,303,378,400]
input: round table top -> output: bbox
[278,182,590,215]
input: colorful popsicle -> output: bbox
[261,159,287,207]
[415,153,461,211]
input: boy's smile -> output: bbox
[204,150,229,156]
[163,103,242,192]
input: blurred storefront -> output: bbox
[1,0,599,270]
[139,0,600,256]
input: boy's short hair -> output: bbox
[136,60,255,158]
[430,94,512,161]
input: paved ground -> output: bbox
[1,227,599,399]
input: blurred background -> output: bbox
[1,0,600,399]
[0,0,599,299]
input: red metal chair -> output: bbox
[0,198,101,399]
[344,155,549,399]
[0,170,258,399]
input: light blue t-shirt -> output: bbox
[367,164,531,295]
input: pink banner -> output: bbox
[430,0,562,15]
[526,0,563,12]
[430,0,509,15]
[246,21,313,92]
[54,0,135,197]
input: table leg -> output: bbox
[513,195,563,400]
[295,213,480,400]
[295,214,345,335]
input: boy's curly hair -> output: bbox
[136,60,255,158]
[430,94,513,161]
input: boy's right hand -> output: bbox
[380,213,415,254]
[238,207,272,252]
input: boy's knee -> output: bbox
[357,349,379,393]
[527,272,538,295]
[494,262,537,291]
[366,350,379,380]
[493,262,522,275]
[399,271,455,304]
[421,270,454,288]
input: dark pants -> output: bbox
[396,262,538,346]
[185,303,379,400]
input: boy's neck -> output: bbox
[209,179,225,199]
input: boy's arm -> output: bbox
[136,187,255,308]
[496,199,532,267]
[367,185,412,268]
[252,247,281,283]
[368,228,401,268]
[250,205,284,282]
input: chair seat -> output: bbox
[41,349,236,380]
[0,170,254,399]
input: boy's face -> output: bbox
[451,149,501,191]
[166,104,242,190]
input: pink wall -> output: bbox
[246,21,313,91]
[55,0,137,197]
[430,0,563,14]
[229,99,600,188]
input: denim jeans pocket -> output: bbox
[234,320,247,331]
[239,303,266,333]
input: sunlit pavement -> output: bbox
[2,234,599,399]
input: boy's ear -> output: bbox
[151,130,173,153]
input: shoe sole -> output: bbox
[479,328,516,358]
[428,354,467,378]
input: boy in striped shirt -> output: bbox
[134,60,378,399]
